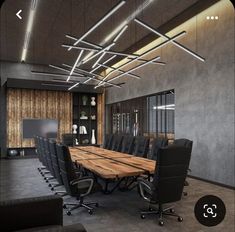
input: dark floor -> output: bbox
[0,158,234,232]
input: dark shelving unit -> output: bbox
[73,93,97,146]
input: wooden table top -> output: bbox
[69,146,156,179]
[76,146,133,159]
[69,148,105,161]
[77,158,144,179]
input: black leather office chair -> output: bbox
[35,136,46,173]
[103,134,114,150]
[111,134,123,152]
[133,136,149,158]
[62,133,74,146]
[48,140,66,192]
[38,136,51,177]
[173,138,193,152]
[150,138,168,160]
[138,145,191,226]
[121,135,135,154]
[173,138,193,195]
[56,144,101,215]
[43,138,56,183]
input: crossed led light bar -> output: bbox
[37,0,205,91]
[96,17,205,88]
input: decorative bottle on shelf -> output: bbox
[91,129,96,144]
[91,97,96,106]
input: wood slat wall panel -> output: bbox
[97,92,105,145]
[7,89,72,148]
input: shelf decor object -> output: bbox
[91,129,96,145]
[79,126,87,135]
[82,95,88,105]
[91,115,96,120]
[72,124,78,134]
[72,93,98,146]
[75,138,79,145]
[80,111,88,120]
[91,97,96,106]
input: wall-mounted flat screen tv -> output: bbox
[22,119,58,139]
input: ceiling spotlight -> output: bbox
[215,16,219,20]
[206,16,210,20]
[210,16,214,20]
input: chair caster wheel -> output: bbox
[170,208,175,213]
[159,221,164,226]
[66,211,71,216]
[63,204,67,209]
[141,214,145,219]
[95,203,99,207]
[48,184,52,187]
[88,210,93,215]
[149,207,153,211]
[46,180,49,183]
[178,217,183,222]
[51,188,54,191]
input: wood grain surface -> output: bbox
[7,88,72,148]
[69,146,156,179]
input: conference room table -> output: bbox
[69,146,156,193]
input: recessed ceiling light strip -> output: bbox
[67,0,126,51]
[21,0,38,61]
[98,63,141,79]
[134,18,205,62]
[97,30,186,87]
[68,82,80,91]
[67,49,84,82]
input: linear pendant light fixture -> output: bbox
[62,44,138,58]
[68,82,80,91]
[67,0,126,51]
[21,0,38,62]
[61,63,121,88]
[134,18,205,62]
[83,55,117,84]
[91,25,128,69]
[98,63,141,79]
[101,56,160,85]
[31,70,85,78]
[97,30,186,87]
[67,49,84,82]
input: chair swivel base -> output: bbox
[63,200,99,215]
[140,204,183,226]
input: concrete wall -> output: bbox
[106,0,235,187]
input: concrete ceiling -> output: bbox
[1,0,199,67]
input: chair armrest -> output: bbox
[70,177,94,197]
[137,178,154,202]
[0,195,63,231]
